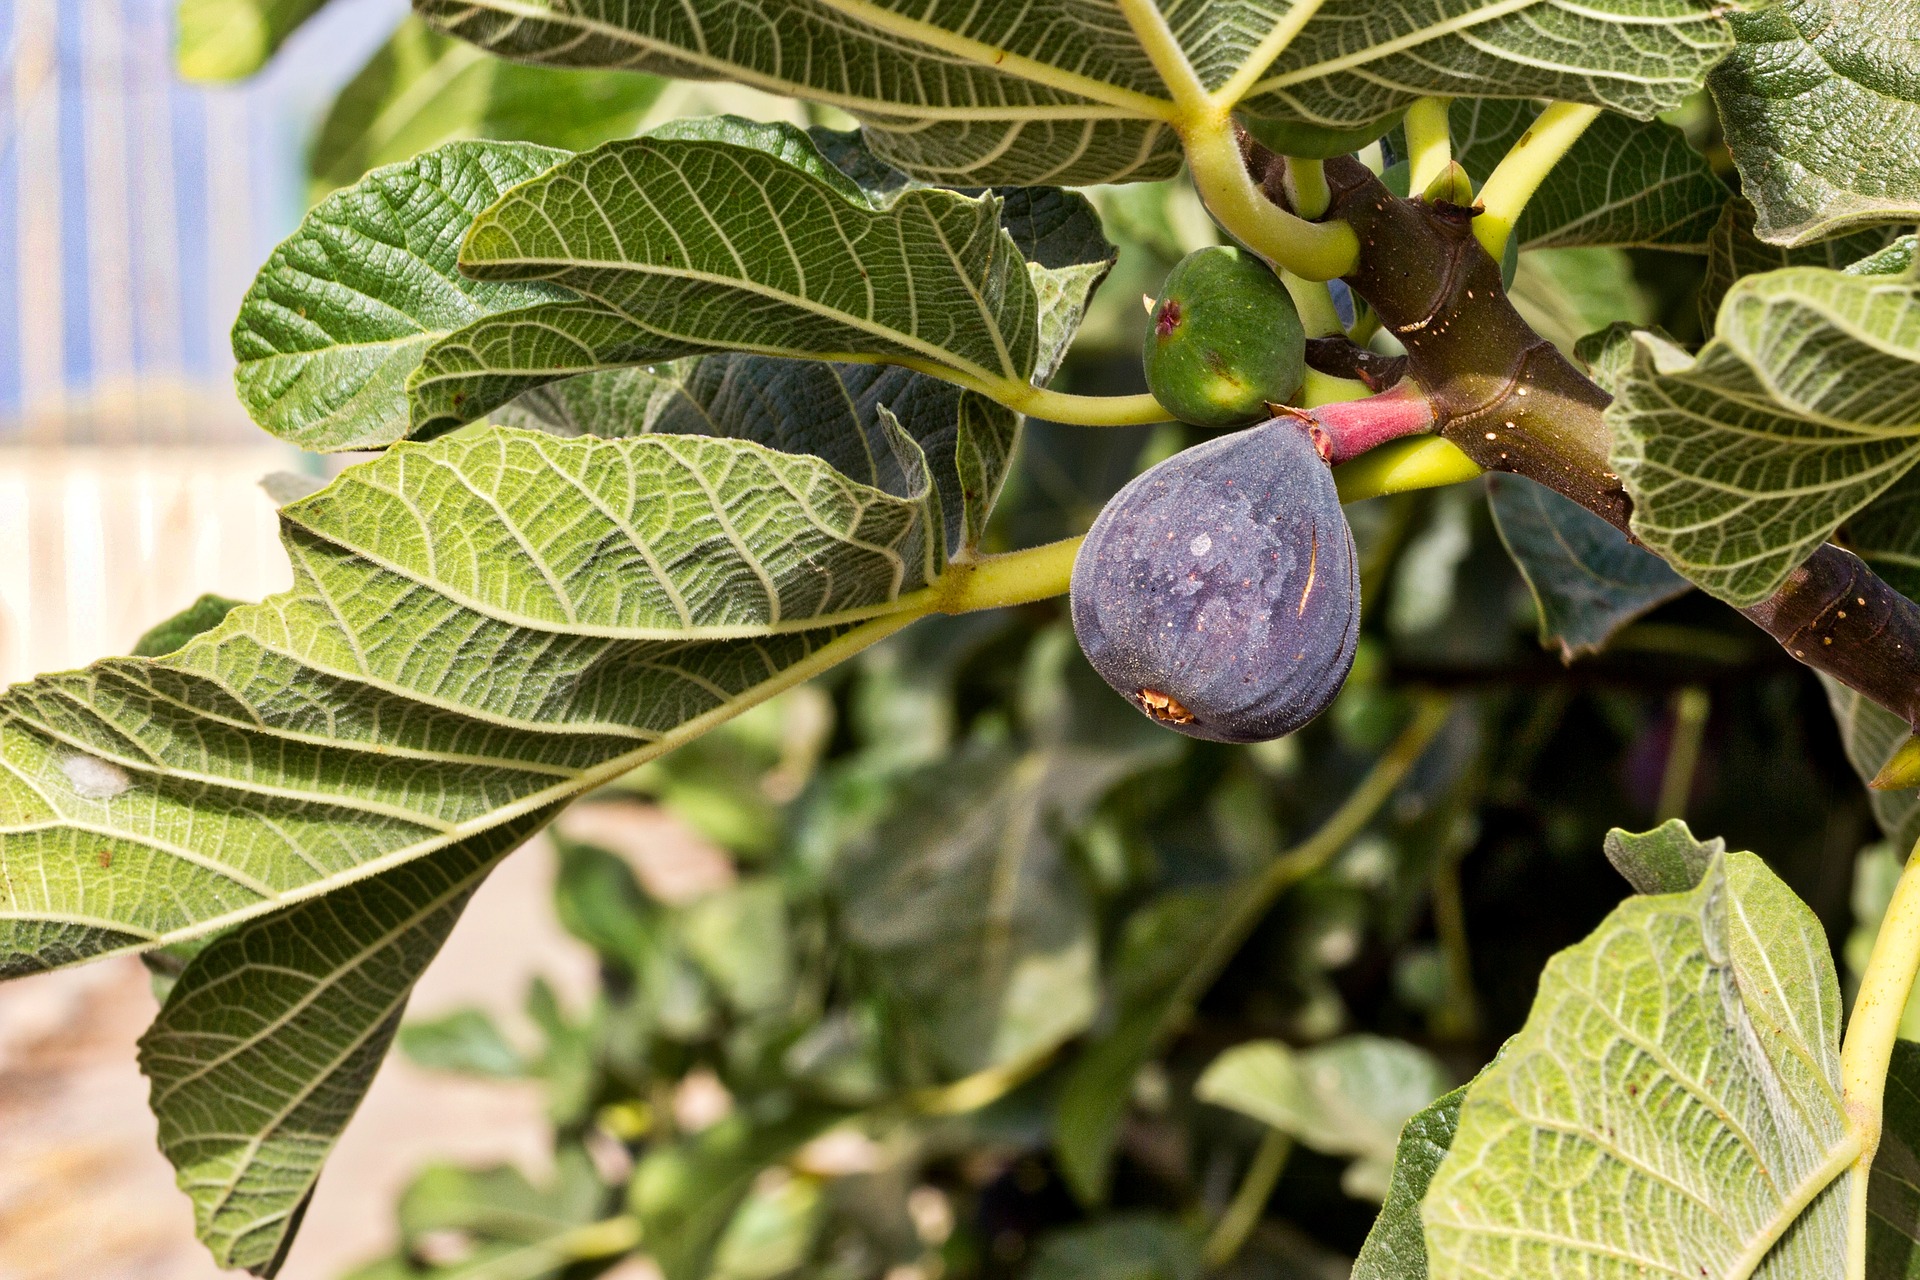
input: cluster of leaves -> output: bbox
[3,0,1918,1276]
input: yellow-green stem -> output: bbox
[1474,103,1601,259]
[1404,96,1454,194]
[1332,436,1481,502]
[1842,833,1920,1277]
[1204,1129,1293,1268]
[1003,385,1172,426]
[1301,368,1371,407]
[1185,120,1360,281]
[1655,687,1710,822]
[1283,155,1331,219]
[935,537,1083,614]
[1284,271,1348,338]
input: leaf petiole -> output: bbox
[1184,121,1361,280]
[1474,102,1602,260]
[1003,385,1173,426]
[1841,832,1920,1277]
[1403,96,1454,194]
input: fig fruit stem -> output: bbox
[1841,831,1920,1277]
[1332,436,1482,502]
[1473,102,1602,259]
[1283,381,1439,464]
[1403,96,1454,194]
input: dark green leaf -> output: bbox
[1028,1215,1202,1280]
[1868,1040,1920,1278]
[1351,1087,1465,1280]
[132,594,246,658]
[1486,473,1689,660]
[1699,197,1906,327]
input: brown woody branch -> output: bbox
[1244,140,1920,732]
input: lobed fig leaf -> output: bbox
[1070,421,1360,743]
[1142,247,1306,428]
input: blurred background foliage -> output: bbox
[155,17,1880,1278]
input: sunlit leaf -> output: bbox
[1423,847,1852,1279]
[1609,265,1920,606]
[409,118,1050,436]
[1711,0,1920,245]
[415,0,1731,186]
[233,142,571,452]
[138,815,549,1273]
[1698,198,1906,326]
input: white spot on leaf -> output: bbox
[62,754,132,800]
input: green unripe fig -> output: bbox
[1143,247,1306,428]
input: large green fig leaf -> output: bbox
[1710,0,1920,246]
[408,118,1050,436]
[0,422,958,978]
[137,813,551,1274]
[1422,849,1853,1279]
[233,142,572,452]
[497,358,1015,556]
[414,0,1730,186]
[1449,99,1727,252]
[174,0,330,81]
[310,18,664,195]
[1608,265,1920,606]
[1486,472,1688,660]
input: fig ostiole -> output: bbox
[1071,419,1361,743]
[1143,246,1306,428]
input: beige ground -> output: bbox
[0,832,604,1280]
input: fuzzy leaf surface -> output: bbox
[0,411,972,977]
[137,814,548,1273]
[1422,850,1851,1280]
[414,0,1731,186]
[233,143,572,452]
[1710,0,1920,245]
[1608,267,1920,606]
[409,119,1052,435]
[1351,1086,1465,1280]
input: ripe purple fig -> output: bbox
[1070,420,1360,743]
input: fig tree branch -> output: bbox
[1239,138,1920,733]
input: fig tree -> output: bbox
[1071,419,1360,743]
[1143,247,1306,428]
